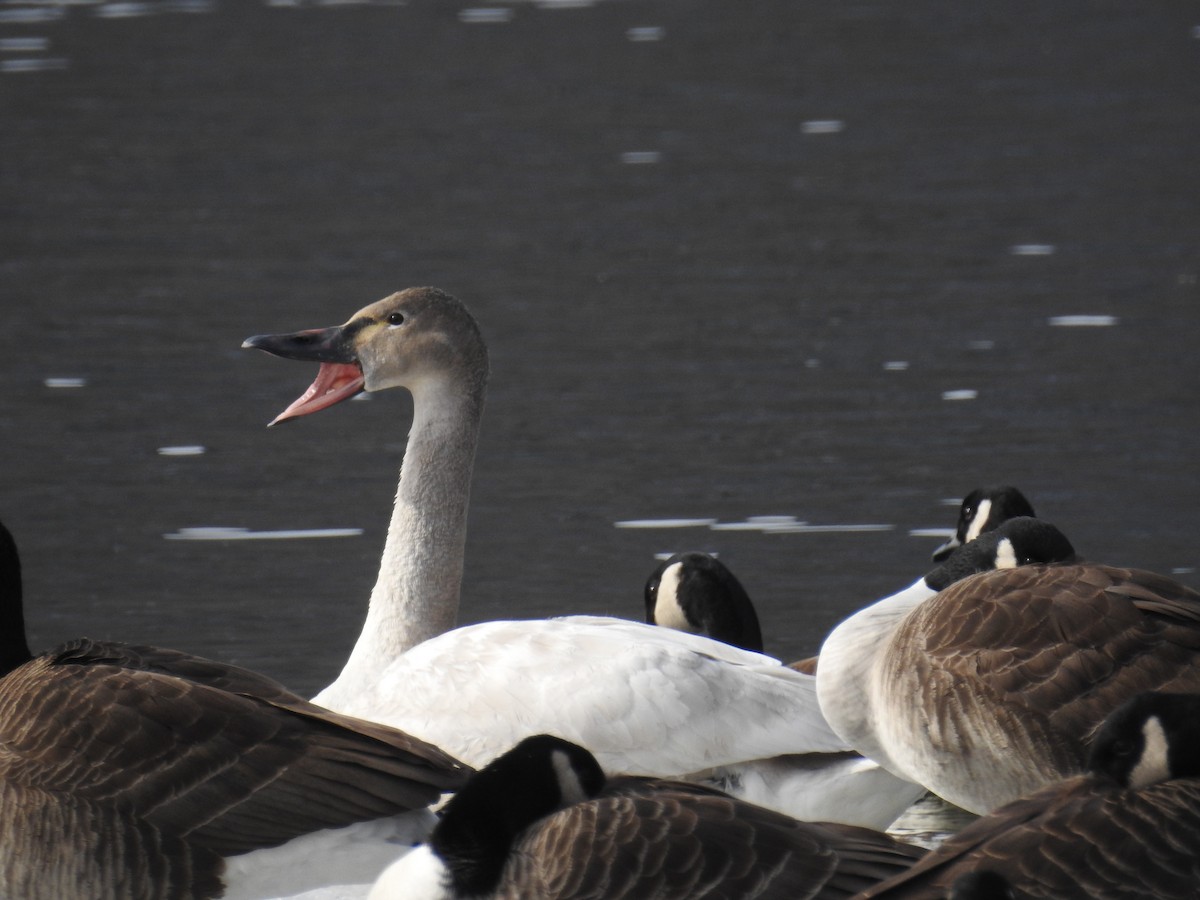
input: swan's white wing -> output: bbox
[708,755,928,830]
[326,616,848,774]
[221,811,433,900]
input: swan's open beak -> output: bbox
[243,326,366,426]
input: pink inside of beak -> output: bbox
[270,362,365,425]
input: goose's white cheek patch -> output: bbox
[1128,716,1170,788]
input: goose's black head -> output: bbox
[1087,692,1200,788]
[431,734,606,897]
[644,552,764,653]
[925,517,1076,592]
[932,486,1037,562]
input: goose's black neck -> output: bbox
[0,520,33,676]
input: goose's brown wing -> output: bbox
[0,780,225,900]
[858,777,1200,899]
[901,565,1200,765]
[0,642,469,855]
[498,782,924,900]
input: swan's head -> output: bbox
[243,286,488,426]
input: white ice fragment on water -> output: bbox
[802,120,844,134]
[910,528,956,539]
[0,8,65,24]
[620,151,661,164]
[883,361,909,371]
[157,446,206,457]
[44,377,87,388]
[94,3,158,18]
[614,518,718,529]
[458,7,512,23]
[626,26,664,41]
[165,527,364,541]
[762,523,894,534]
[2,58,68,73]
[942,389,978,401]
[0,38,50,53]
[1010,244,1056,256]
[1048,315,1118,327]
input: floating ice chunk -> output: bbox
[1048,315,1118,327]
[626,26,664,41]
[0,38,50,52]
[458,7,512,23]
[802,120,844,134]
[165,527,364,541]
[157,446,206,457]
[615,518,718,529]
[763,523,894,534]
[2,58,68,73]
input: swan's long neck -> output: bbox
[315,378,483,709]
[815,577,934,767]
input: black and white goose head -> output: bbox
[644,552,764,653]
[931,486,1037,562]
[924,516,1075,592]
[370,734,606,899]
[1087,691,1200,789]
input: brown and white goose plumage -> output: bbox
[0,518,470,900]
[820,514,1200,815]
[856,691,1200,899]
[371,734,927,900]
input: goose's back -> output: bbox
[877,564,1200,812]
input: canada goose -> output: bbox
[856,691,1200,898]
[816,519,1075,797]
[0,517,469,900]
[644,551,764,652]
[243,287,916,828]
[819,515,1200,815]
[368,734,927,900]
[930,486,1035,562]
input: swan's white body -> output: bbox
[328,614,845,774]
[250,288,922,831]
[223,814,432,900]
[816,577,936,774]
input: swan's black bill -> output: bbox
[243,327,365,426]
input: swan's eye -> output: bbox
[386,312,405,327]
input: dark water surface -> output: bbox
[2,0,1198,699]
